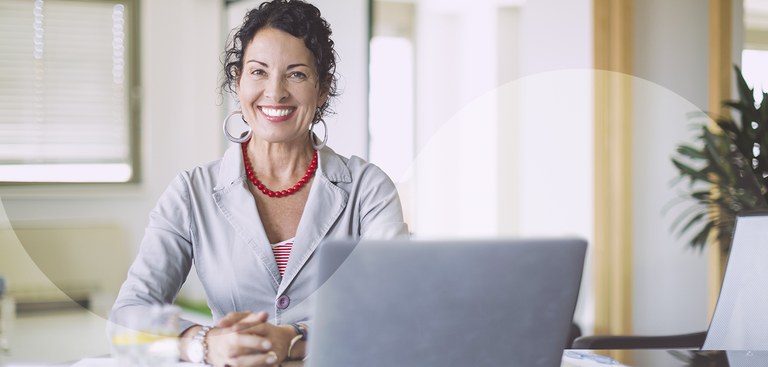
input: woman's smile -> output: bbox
[258,106,297,122]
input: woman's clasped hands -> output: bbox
[206,311,295,367]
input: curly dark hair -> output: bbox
[221,0,339,123]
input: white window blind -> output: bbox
[0,0,138,183]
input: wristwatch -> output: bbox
[291,323,308,341]
[287,323,308,360]
[188,325,212,365]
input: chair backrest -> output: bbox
[703,213,768,349]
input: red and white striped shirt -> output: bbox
[272,238,294,276]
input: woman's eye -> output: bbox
[288,71,307,79]
[251,69,266,76]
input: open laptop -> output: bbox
[305,238,587,367]
[704,212,768,351]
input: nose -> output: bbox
[265,75,288,102]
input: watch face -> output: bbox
[188,341,204,363]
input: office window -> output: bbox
[742,49,768,104]
[0,0,139,183]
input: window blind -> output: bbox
[0,0,138,183]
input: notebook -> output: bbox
[305,238,587,367]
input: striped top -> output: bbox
[271,238,294,276]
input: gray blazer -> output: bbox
[110,144,408,332]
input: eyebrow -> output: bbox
[245,60,310,69]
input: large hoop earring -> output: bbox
[222,110,252,143]
[310,120,328,150]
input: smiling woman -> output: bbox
[0,0,139,184]
[109,1,408,366]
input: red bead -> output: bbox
[287,188,295,194]
[267,191,274,197]
[274,191,283,198]
[257,183,265,190]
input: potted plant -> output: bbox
[670,65,768,255]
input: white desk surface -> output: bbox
[1,309,626,367]
[3,353,621,367]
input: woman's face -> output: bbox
[237,27,326,147]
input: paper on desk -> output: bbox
[562,350,630,367]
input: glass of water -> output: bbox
[110,304,180,367]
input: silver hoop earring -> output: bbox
[222,110,252,143]
[309,120,328,150]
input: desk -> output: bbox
[569,350,768,366]
[11,350,761,367]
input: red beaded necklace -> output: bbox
[241,142,318,198]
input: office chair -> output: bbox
[573,213,768,350]
[566,322,582,348]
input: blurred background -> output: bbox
[0,0,767,364]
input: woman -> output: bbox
[109,1,408,366]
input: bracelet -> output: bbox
[192,325,212,365]
[286,334,304,360]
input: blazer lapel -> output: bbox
[278,146,351,294]
[212,145,281,291]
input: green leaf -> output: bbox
[679,211,707,236]
[672,158,708,183]
[676,145,707,160]
[690,221,715,250]
[734,65,757,111]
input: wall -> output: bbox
[631,2,728,365]
[515,0,594,332]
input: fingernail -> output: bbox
[266,354,277,364]
[262,340,272,349]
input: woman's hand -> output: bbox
[206,311,296,367]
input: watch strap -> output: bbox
[290,323,307,341]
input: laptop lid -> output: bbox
[306,238,587,367]
[703,213,768,349]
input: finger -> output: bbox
[233,351,278,367]
[218,311,267,328]
[227,334,273,357]
[236,310,268,326]
[233,321,270,335]
[217,312,253,328]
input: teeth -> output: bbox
[261,107,293,117]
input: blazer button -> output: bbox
[277,295,291,309]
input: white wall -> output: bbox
[515,0,594,333]
[631,2,713,364]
